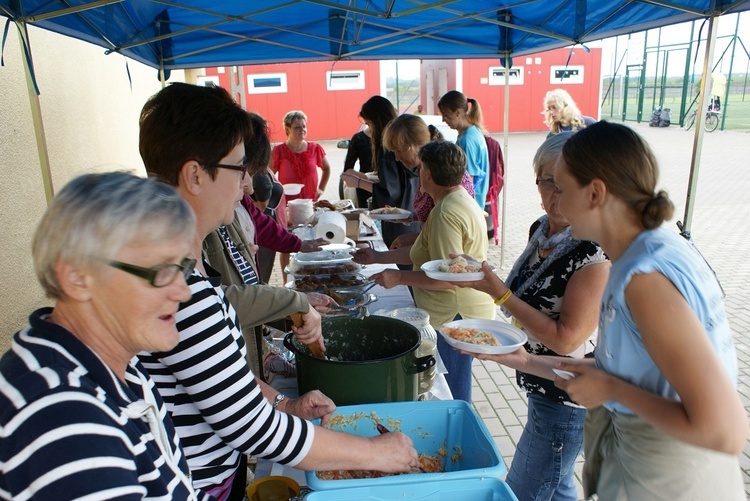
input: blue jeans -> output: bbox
[506,393,585,501]
[437,333,473,402]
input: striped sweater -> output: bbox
[0,308,211,501]
[139,267,314,491]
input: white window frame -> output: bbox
[550,66,585,84]
[488,66,524,86]
[247,73,288,94]
[326,70,365,91]
[196,75,219,87]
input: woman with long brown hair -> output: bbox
[341,95,420,248]
[437,90,489,209]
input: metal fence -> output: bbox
[600,12,750,131]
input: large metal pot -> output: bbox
[284,316,435,405]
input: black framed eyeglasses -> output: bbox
[214,161,249,180]
[109,257,197,288]
[536,178,559,193]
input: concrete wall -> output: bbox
[0,25,184,353]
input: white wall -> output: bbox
[0,25,185,352]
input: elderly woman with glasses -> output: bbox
[451,132,609,501]
[0,172,213,500]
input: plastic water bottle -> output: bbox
[391,307,437,394]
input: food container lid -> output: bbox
[390,307,430,326]
[292,249,354,265]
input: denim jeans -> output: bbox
[437,333,473,402]
[506,393,586,501]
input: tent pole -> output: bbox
[682,14,719,236]
[500,56,510,269]
[17,21,54,205]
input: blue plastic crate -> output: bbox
[306,400,506,491]
[303,476,518,500]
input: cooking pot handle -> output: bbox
[408,355,436,374]
[283,332,297,353]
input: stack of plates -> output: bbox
[287,199,314,226]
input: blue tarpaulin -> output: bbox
[1,0,748,72]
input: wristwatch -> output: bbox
[272,393,285,409]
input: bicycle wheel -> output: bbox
[684,112,696,131]
[704,113,719,132]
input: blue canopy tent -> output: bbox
[2,0,749,258]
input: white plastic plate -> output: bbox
[368,207,411,220]
[421,258,485,281]
[440,319,527,355]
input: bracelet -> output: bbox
[272,393,285,410]
[494,289,513,306]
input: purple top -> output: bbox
[241,194,302,254]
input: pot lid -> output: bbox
[390,307,430,325]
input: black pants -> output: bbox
[227,454,248,501]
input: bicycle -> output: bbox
[683,96,721,132]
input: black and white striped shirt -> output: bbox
[218,225,259,285]
[139,267,314,491]
[0,308,211,501]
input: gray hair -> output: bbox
[33,171,196,299]
[532,131,575,178]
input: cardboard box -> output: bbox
[346,218,360,240]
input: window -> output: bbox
[326,70,365,91]
[488,66,524,86]
[247,73,288,94]
[196,75,219,87]
[550,66,584,84]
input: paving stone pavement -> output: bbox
[274,122,750,499]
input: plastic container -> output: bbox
[286,250,362,276]
[246,475,300,501]
[303,477,517,500]
[390,307,437,393]
[305,400,505,491]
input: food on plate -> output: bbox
[437,256,481,273]
[291,262,360,276]
[294,274,367,291]
[442,326,500,346]
[370,206,406,215]
[314,199,337,211]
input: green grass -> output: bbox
[600,94,750,131]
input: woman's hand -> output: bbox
[285,390,336,425]
[553,362,616,408]
[448,260,505,298]
[300,238,327,253]
[305,292,339,314]
[459,346,531,370]
[371,270,401,289]
[291,307,323,351]
[368,432,419,474]
[352,247,379,264]
[340,171,365,188]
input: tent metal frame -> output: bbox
[2,0,749,251]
